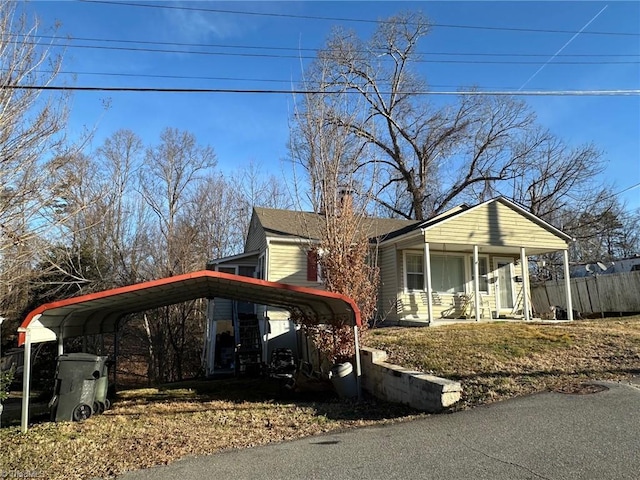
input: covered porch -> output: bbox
[379,197,575,325]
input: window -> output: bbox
[430,255,465,293]
[470,257,489,292]
[404,252,424,291]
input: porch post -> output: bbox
[520,247,531,321]
[21,330,32,433]
[562,249,574,321]
[423,241,433,323]
[473,245,480,322]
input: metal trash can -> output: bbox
[49,353,107,422]
[328,362,358,399]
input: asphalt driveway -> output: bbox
[117,379,640,480]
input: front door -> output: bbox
[494,258,515,313]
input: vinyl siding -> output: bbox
[378,245,399,323]
[244,214,268,253]
[211,298,232,321]
[266,241,323,321]
[267,241,321,286]
[424,201,568,250]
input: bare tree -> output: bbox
[300,12,540,220]
[138,128,217,381]
[289,84,380,364]
[0,0,71,326]
[232,160,293,245]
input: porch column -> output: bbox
[562,249,574,321]
[423,242,433,323]
[520,247,531,321]
[473,245,480,322]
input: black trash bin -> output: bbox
[93,358,112,414]
[49,353,107,422]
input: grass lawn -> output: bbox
[1,317,639,479]
[365,316,640,409]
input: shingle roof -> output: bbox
[253,207,418,241]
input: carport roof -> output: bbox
[18,270,361,346]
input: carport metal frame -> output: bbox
[17,270,362,432]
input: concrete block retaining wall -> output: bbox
[360,346,462,412]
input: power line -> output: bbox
[79,0,640,37]
[35,69,638,93]
[22,41,640,65]
[18,33,640,58]
[601,182,640,202]
[3,85,639,96]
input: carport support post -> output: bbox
[57,331,64,356]
[353,325,362,401]
[21,330,32,433]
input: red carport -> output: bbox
[17,270,362,432]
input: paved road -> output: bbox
[118,380,640,480]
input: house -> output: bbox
[205,197,575,375]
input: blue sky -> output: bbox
[23,1,640,211]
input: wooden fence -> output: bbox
[531,271,640,316]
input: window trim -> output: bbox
[403,251,425,292]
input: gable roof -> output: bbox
[380,196,573,247]
[253,207,418,242]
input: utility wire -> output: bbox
[32,69,639,93]
[79,0,640,37]
[600,182,640,202]
[15,33,640,58]
[19,41,640,65]
[3,85,639,96]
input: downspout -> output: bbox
[353,324,362,401]
[262,239,270,364]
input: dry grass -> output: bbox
[0,378,420,480]
[364,316,640,408]
[1,317,638,479]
